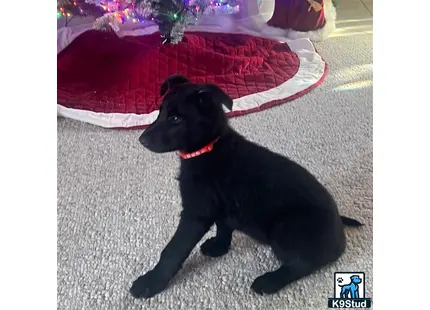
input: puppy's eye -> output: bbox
[168,115,182,124]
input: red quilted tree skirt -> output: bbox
[57,25,327,129]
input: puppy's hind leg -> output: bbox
[251,259,314,295]
[200,219,233,257]
[251,209,345,295]
[251,220,316,295]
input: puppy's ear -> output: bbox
[197,84,233,111]
[160,74,190,96]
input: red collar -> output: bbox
[179,138,220,159]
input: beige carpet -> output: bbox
[57,32,373,309]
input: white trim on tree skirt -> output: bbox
[57,17,326,129]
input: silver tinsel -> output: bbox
[169,21,187,43]
[91,0,240,43]
[134,0,153,18]
[93,12,121,32]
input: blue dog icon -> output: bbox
[339,275,362,298]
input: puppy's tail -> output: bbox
[341,216,363,227]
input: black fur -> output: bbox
[341,216,363,227]
[131,75,363,299]
[159,74,190,96]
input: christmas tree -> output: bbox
[57,0,240,43]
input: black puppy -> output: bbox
[131,74,362,299]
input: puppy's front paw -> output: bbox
[200,237,230,257]
[130,270,167,299]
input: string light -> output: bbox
[57,0,240,41]
[58,0,239,19]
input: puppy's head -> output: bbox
[139,74,233,153]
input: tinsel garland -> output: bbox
[57,0,240,44]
